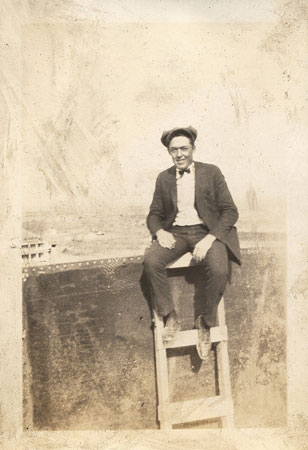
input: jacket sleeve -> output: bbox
[209,167,239,242]
[146,174,166,235]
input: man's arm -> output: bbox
[146,174,166,236]
[193,166,238,262]
[208,166,238,242]
[146,174,176,249]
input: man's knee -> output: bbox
[208,263,228,279]
[143,249,165,274]
[204,244,228,278]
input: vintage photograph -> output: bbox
[21,5,287,431]
[1,0,308,449]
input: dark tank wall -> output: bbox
[23,244,286,430]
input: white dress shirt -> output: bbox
[173,162,203,226]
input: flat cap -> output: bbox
[161,126,197,147]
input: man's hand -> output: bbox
[156,229,176,250]
[192,234,216,262]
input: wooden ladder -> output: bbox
[153,253,234,429]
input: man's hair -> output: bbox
[168,131,194,147]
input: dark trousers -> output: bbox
[143,224,229,328]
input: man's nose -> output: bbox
[175,149,183,157]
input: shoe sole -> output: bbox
[195,317,211,360]
[196,339,211,360]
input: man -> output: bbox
[143,126,240,360]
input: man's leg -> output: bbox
[143,236,189,317]
[199,239,229,328]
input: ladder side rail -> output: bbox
[153,310,172,429]
[216,298,234,428]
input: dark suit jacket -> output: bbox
[146,161,241,265]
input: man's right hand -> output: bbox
[156,229,176,250]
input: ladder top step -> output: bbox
[163,395,234,425]
[167,252,194,269]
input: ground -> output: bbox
[23,228,286,430]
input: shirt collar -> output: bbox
[176,161,195,178]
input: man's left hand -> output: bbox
[192,234,216,263]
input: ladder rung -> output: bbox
[165,395,234,425]
[164,329,197,348]
[164,326,228,349]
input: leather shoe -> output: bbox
[195,315,211,360]
[163,311,180,342]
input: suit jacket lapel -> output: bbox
[166,166,177,210]
[194,161,206,206]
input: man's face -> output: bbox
[168,135,195,170]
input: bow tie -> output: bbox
[178,168,191,176]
